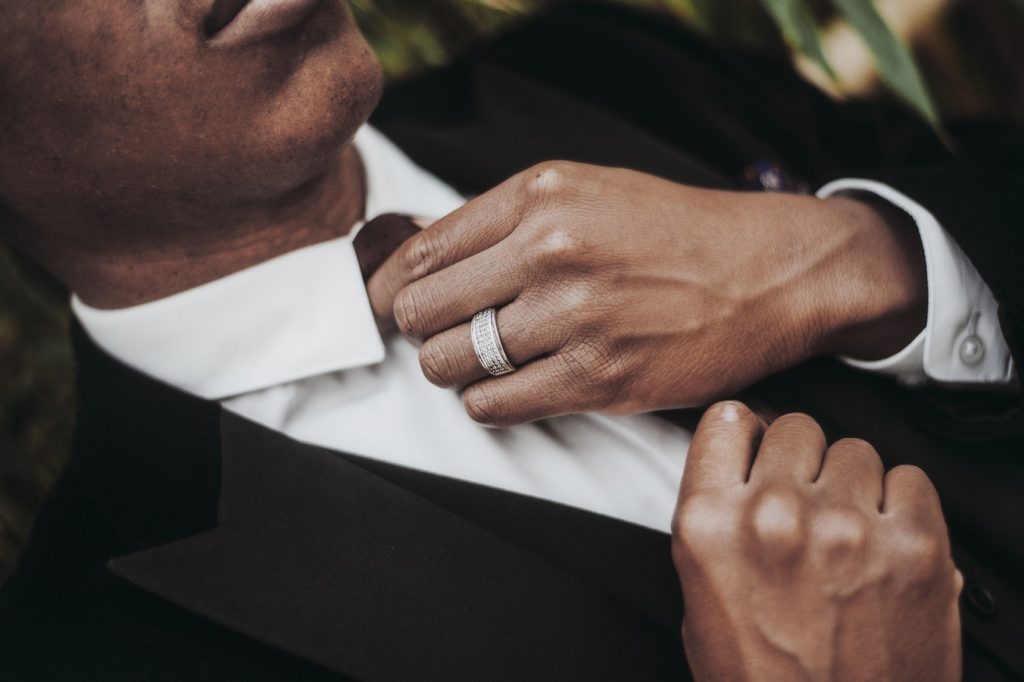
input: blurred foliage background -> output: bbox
[2,0,1023,583]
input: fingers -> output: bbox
[391,239,524,340]
[419,298,564,389]
[680,402,767,494]
[460,354,602,427]
[816,438,884,510]
[750,417,886,512]
[882,465,944,524]
[748,413,826,484]
[882,466,954,592]
[366,175,529,325]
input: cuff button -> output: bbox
[959,335,985,366]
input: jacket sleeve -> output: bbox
[837,126,1024,384]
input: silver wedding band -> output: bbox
[471,307,516,376]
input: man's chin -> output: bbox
[235,96,373,204]
[240,35,383,198]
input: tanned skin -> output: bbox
[672,402,961,681]
[0,0,382,308]
[0,3,957,679]
[370,161,927,426]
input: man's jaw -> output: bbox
[203,0,325,49]
[52,142,367,311]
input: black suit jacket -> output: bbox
[2,3,1022,680]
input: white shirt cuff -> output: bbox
[818,178,1015,386]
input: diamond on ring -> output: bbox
[471,307,516,376]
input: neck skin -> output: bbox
[34,145,366,310]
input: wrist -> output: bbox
[810,195,927,361]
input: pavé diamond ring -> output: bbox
[470,307,516,376]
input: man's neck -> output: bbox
[62,145,366,310]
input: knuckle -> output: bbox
[812,508,869,557]
[532,222,583,264]
[577,340,620,384]
[890,527,947,581]
[396,284,446,338]
[911,533,944,566]
[558,282,604,321]
[548,352,603,412]
[593,357,627,398]
[393,288,422,337]
[672,492,734,565]
[403,229,447,280]
[463,386,509,427]
[523,161,574,201]
[562,342,625,410]
[419,339,458,388]
[560,350,595,386]
[750,487,806,554]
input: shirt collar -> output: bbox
[72,125,465,400]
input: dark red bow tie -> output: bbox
[353,213,422,282]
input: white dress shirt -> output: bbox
[73,126,692,533]
[73,126,1015,534]
[819,179,1016,386]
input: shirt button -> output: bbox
[959,335,985,366]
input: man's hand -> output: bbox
[368,161,926,426]
[672,402,962,682]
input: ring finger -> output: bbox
[418,296,566,390]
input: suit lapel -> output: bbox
[375,62,732,197]
[108,412,687,682]
[345,449,684,633]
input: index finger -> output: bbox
[680,401,766,497]
[366,169,534,325]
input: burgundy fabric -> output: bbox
[353,213,421,282]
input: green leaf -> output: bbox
[760,0,836,80]
[646,0,713,33]
[688,0,714,32]
[828,0,940,127]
